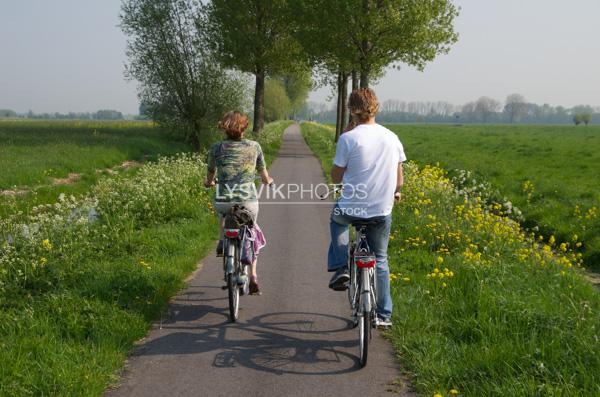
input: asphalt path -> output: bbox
[106,124,414,397]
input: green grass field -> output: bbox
[0,121,290,396]
[0,120,191,218]
[302,122,600,396]
[0,120,190,189]
[387,124,600,269]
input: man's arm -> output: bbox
[394,162,404,201]
[331,165,346,184]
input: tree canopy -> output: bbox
[205,0,304,133]
[121,0,248,148]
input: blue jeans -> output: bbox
[328,206,393,319]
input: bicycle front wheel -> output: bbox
[227,272,239,322]
[358,309,370,367]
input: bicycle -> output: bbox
[348,221,378,367]
[320,186,378,367]
[208,177,272,322]
[221,223,250,322]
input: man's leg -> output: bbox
[328,207,352,289]
[366,215,393,321]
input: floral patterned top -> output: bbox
[207,139,265,203]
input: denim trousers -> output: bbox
[327,206,393,319]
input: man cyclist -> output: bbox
[327,88,406,329]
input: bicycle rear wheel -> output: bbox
[227,272,239,322]
[358,309,370,367]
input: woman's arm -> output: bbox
[260,168,273,185]
[204,170,216,187]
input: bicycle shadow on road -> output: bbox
[133,309,362,375]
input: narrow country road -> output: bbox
[106,124,414,397]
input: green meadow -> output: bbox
[0,120,190,218]
[0,120,189,189]
[387,124,600,270]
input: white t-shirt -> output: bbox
[333,123,407,218]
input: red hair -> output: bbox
[218,111,249,139]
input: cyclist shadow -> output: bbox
[137,309,362,375]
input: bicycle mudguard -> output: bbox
[225,256,235,274]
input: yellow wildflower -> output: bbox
[436,256,444,264]
[139,260,151,269]
[42,239,53,251]
[559,243,567,252]
[450,389,459,395]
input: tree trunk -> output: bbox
[359,0,371,89]
[340,73,348,133]
[253,67,265,134]
[188,121,201,151]
[335,72,343,142]
[359,66,370,88]
[349,70,357,124]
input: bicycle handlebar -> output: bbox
[318,185,342,200]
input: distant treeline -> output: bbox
[0,109,129,120]
[301,95,598,125]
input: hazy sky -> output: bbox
[1,0,599,114]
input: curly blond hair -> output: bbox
[348,88,380,123]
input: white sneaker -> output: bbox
[376,317,393,329]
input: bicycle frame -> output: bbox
[349,226,378,323]
[222,228,249,322]
[348,224,378,367]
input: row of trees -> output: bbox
[304,94,597,125]
[0,109,125,120]
[264,71,313,122]
[120,0,460,146]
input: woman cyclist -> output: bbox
[204,111,273,295]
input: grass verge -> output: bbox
[301,122,600,397]
[0,121,290,396]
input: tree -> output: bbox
[95,110,123,120]
[504,93,527,123]
[581,113,592,125]
[314,0,459,88]
[474,96,500,123]
[264,79,291,122]
[206,0,303,134]
[120,0,248,149]
[281,69,312,119]
[295,0,458,140]
[0,109,17,118]
[573,114,583,126]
